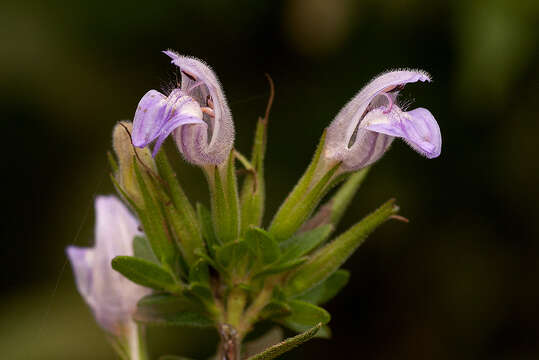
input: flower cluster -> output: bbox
[67,51,441,360]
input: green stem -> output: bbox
[238,279,276,338]
[226,287,247,329]
[218,324,241,360]
[128,322,149,360]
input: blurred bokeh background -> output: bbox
[1,0,538,358]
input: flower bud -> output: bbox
[112,121,156,205]
[132,50,234,166]
[66,195,151,336]
[325,70,441,171]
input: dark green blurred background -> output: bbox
[1,0,538,358]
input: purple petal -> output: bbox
[151,115,204,157]
[67,195,151,335]
[67,246,95,306]
[344,129,394,170]
[94,195,140,257]
[132,90,167,147]
[325,70,431,169]
[361,107,441,159]
[360,107,405,137]
[163,50,234,165]
[399,108,441,158]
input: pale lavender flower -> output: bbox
[132,50,234,165]
[67,195,151,336]
[325,70,441,171]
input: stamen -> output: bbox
[201,107,215,118]
[181,70,197,81]
[206,96,214,109]
[187,81,204,93]
[381,92,394,114]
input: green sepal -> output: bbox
[155,150,204,267]
[279,225,333,263]
[240,118,267,235]
[196,202,220,255]
[270,161,340,243]
[208,152,241,244]
[133,236,159,264]
[110,173,139,212]
[133,159,179,272]
[162,204,200,267]
[107,151,119,174]
[245,227,280,266]
[246,323,322,360]
[269,131,341,242]
[135,293,214,328]
[278,300,330,333]
[225,150,241,240]
[295,269,350,305]
[111,256,182,293]
[284,199,398,297]
[301,167,370,233]
[269,132,327,234]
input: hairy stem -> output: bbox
[217,324,241,360]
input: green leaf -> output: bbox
[246,323,322,360]
[278,300,330,333]
[111,256,181,292]
[159,356,196,360]
[295,269,350,305]
[186,282,215,308]
[245,227,280,266]
[133,236,159,264]
[300,168,370,233]
[137,293,199,315]
[253,226,333,279]
[260,301,292,320]
[136,310,214,328]
[135,293,213,328]
[284,199,398,297]
[280,225,333,263]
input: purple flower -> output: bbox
[132,50,234,165]
[66,195,151,336]
[325,70,441,171]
